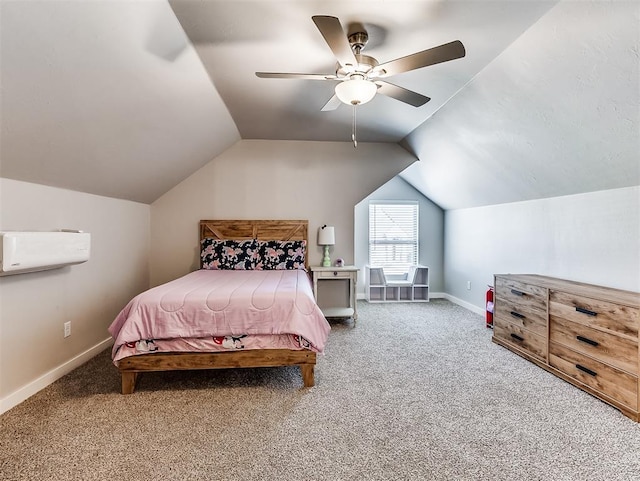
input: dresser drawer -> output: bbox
[550,317,638,374]
[550,342,638,409]
[495,277,547,313]
[494,298,547,337]
[550,291,638,338]
[494,320,547,361]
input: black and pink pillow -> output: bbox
[200,239,258,270]
[256,240,306,270]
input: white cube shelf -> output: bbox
[365,265,429,303]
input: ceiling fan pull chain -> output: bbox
[352,105,358,148]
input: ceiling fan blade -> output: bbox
[312,15,358,69]
[375,40,465,77]
[256,72,337,80]
[376,81,430,107]
[320,95,342,111]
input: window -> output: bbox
[369,201,418,276]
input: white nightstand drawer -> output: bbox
[316,269,353,279]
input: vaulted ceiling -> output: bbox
[1,1,638,208]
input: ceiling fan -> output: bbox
[255,15,466,111]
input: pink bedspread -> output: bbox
[109,269,330,361]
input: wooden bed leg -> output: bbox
[121,372,138,394]
[300,364,314,387]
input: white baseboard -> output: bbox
[1,337,113,415]
[443,294,485,316]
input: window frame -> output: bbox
[368,200,419,277]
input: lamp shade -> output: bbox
[317,226,335,246]
[334,78,377,106]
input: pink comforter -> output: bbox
[109,269,330,360]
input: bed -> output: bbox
[108,219,330,394]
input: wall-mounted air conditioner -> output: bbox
[0,231,91,276]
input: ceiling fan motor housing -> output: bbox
[336,54,379,79]
[348,31,369,54]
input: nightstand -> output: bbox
[310,266,359,324]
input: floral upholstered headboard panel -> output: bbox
[199,220,308,270]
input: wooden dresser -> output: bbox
[492,274,640,422]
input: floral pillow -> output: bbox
[200,238,258,270]
[256,240,306,270]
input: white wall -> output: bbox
[354,176,445,296]
[150,139,417,286]
[0,179,150,412]
[445,186,640,310]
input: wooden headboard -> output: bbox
[199,219,309,268]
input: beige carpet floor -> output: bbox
[1,299,639,481]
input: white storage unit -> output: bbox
[365,265,429,302]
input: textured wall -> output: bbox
[150,139,417,287]
[444,186,640,310]
[0,179,150,409]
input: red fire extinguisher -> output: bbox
[486,286,494,328]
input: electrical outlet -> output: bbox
[467,281,471,290]
[64,321,71,338]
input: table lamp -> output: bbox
[318,225,335,267]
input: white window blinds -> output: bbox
[369,201,419,276]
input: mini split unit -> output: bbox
[0,231,91,276]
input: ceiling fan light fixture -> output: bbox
[334,77,377,106]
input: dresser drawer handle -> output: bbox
[510,333,524,342]
[575,306,597,317]
[576,364,597,377]
[333,271,338,276]
[510,311,525,319]
[510,289,525,296]
[576,335,599,347]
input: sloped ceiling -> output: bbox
[401,0,640,210]
[0,0,240,203]
[1,1,638,209]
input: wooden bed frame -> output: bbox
[117,219,316,394]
